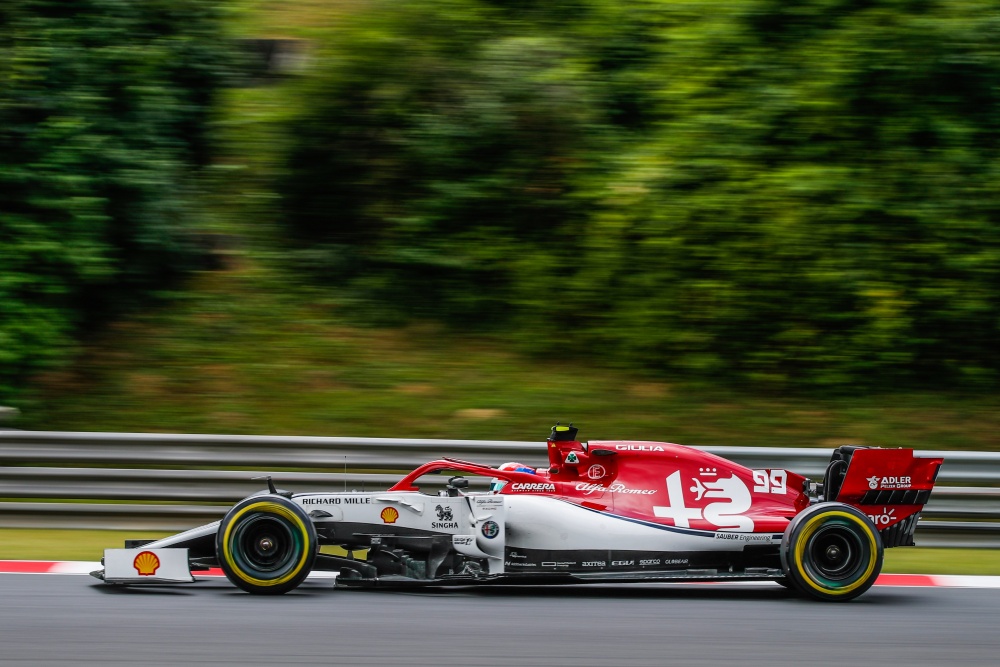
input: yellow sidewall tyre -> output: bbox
[781,502,883,602]
[216,495,317,595]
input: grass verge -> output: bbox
[0,529,172,562]
[21,262,1000,450]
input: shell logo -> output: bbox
[380,507,399,524]
[133,550,160,576]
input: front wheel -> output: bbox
[216,495,317,595]
[781,502,883,602]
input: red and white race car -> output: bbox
[95,424,943,601]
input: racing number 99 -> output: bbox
[752,470,787,495]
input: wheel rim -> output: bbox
[802,518,870,588]
[229,513,302,580]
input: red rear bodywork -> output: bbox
[540,438,810,534]
[394,436,812,535]
[390,432,942,547]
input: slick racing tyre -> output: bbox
[217,495,317,595]
[781,502,883,602]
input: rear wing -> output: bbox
[823,446,943,547]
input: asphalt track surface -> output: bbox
[2,574,999,666]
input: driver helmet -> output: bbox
[489,461,536,492]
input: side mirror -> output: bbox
[448,476,470,489]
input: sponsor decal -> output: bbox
[508,551,527,559]
[575,482,656,496]
[432,508,460,528]
[698,467,717,477]
[615,444,664,452]
[587,464,606,480]
[473,497,504,509]
[481,520,500,539]
[654,471,754,531]
[302,497,334,505]
[639,559,661,566]
[505,561,537,568]
[564,452,580,464]
[542,561,576,568]
[453,536,475,546]
[133,551,160,576]
[868,475,912,490]
[867,507,897,526]
[510,482,556,492]
[380,507,399,524]
[714,532,773,543]
[581,561,606,567]
[752,469,787,495]
[611,560,634,566]
[887,476,912,489]
[302,496,370,505]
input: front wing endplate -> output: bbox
[100,548,194,584]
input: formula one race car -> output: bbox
[94,425,943,601]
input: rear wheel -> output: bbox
[216,495,317,595]
[781,502,883,601]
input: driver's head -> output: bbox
[490,461,537,492]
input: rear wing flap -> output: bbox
[824,446,943,547]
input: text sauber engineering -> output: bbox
[95,425,943,601]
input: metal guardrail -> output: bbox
[1,431,997,546]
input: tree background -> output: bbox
[281,0,1000,389]
[0,0,232,397]
[3,0,1000,406]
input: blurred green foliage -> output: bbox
[281,0,600,324]
[281,0,1000,389]
[4,0,1000,406]
[0,0,232,399]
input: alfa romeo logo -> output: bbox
[481,520,500,539]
